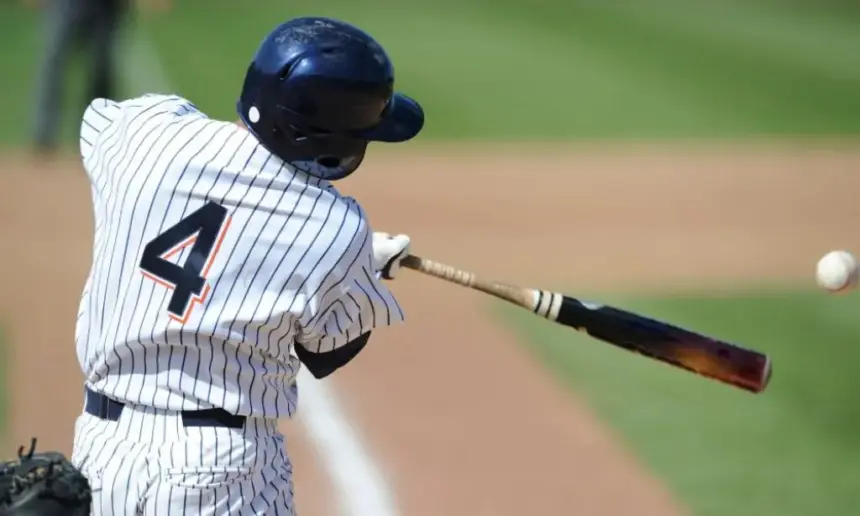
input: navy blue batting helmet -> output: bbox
[237,17,424,180]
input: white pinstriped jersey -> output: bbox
[76,93,404,418]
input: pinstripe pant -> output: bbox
[71,405,296,515]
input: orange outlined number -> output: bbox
[139,201,231,324]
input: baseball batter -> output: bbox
[70,17,423,515]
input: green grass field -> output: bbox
[503,289,860,516]
[1,0,860,145]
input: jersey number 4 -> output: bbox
[139,201,231,324]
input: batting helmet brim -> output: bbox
[359,93,424,143]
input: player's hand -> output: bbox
[372,232,410,280]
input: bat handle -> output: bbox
[401,255,562,319]
[401,255,476,287]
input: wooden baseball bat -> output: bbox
[400,254,772,394]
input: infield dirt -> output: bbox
[2,143,858,515]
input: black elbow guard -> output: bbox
[295,332,371,380]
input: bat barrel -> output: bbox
[556,296,773,394]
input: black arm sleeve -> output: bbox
[294,332,372,380]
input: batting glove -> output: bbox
[372,232,410,280]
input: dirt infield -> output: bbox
[2,143,859,515]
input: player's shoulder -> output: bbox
[83,93,196,122]
[80,93,208,162]
[131,93,206,119]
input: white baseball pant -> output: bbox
[71,395,295,515]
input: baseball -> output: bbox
[815,250,858,293]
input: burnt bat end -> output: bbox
[556,295,772,394]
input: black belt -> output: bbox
[85,387,246,429]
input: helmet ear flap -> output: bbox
[285,125,309,143]
[269,117,306,144]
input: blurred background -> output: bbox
[1,1,860,515]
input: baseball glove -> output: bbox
[0,438,91,516]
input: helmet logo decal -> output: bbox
[248,106,261,124]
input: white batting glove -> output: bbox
[372,232,410,280]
